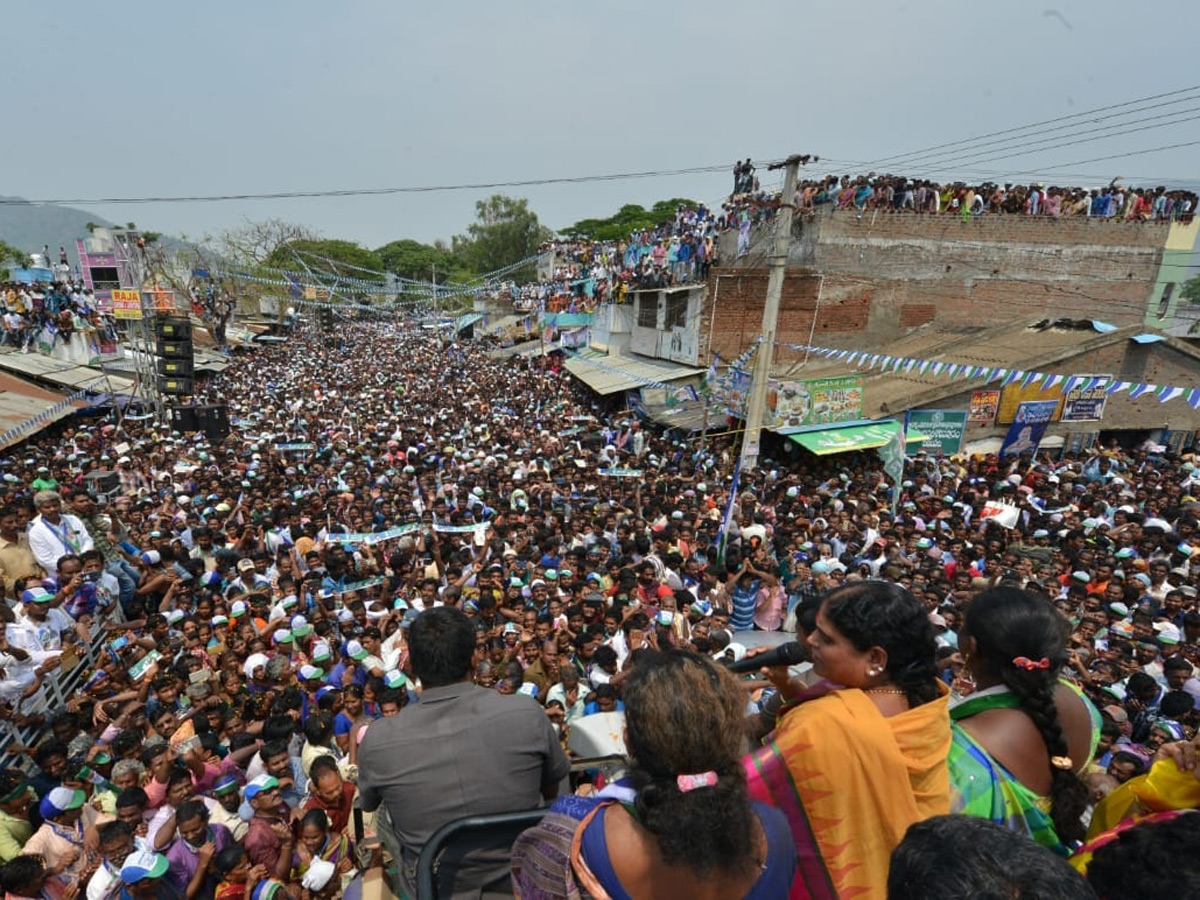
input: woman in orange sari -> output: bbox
[744,581,952,900]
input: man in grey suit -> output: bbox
[359,606,569,899]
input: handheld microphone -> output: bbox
[724,641,807,674]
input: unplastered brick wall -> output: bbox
[813,212,1171,249]
[809,213,1167,330]
[702,213,1172,358]
[703,269,871,362]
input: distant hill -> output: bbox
[0,196,194,267]
[0,196,117,266]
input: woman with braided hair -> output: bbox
[950,585,1102,853]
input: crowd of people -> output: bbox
[503,204,723,316]
[794,174,1199,221]
[0,314,1192,898]
[494,164,1199,325]
[0,281,119,356]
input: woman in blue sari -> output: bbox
[511,649,795,899]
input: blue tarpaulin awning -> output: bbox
[454,313,484,332]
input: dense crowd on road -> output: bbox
[0,315,1191,898]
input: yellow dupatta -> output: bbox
[756,685,951,899]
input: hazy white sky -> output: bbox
[7,0,1199,250]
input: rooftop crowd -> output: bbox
[795,173,1198,221]
[495,161,1198,325]
[0,313,1192,898]
[0,281,118,356]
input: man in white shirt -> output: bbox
[545,667,591,723]
[27,491,93,578]
[88,819,136,900]
[10,586,80,658]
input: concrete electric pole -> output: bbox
[739,154,807,471]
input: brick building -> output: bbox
[555,204,1200,446]
[766,316,1200,452]
[704,208,1199,366]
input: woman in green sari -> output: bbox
[949,586,1101,854]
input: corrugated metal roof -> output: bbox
[454,313,485,331]
[484,314,525,334]
[0,349,134,393]
[564,354,703,396]
[643,400,723,432]
[0,373,80,450]
[488,339,546,359]
[771,317,1161,418]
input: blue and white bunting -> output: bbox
[1129,383,1155,400]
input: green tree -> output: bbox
[265,239,384,280]
[452,195,552,280]
[0,239,26,280]
[374,239,469,284]
[1183,274,1200,304]
[560,197,700,241]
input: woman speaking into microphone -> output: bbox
[744,580,952,900]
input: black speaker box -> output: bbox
[160,376,195,395]
[170,407,200,431]
[156,318,192,340]
[197,404,230,441]
[156,338,193,359]
[157,358,194,377]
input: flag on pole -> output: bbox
[701,352,719,394]
[716,456,742,566]
[877,422,906,519]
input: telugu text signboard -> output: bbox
[997,383,1065,425]
[770,376,864,428]
[1061,375,1110,422]
[996,375,1111,425]
[906,409,968,455]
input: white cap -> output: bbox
[242,652,269,679]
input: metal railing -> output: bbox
[0,604,125,772]
[372,755,626,900]
[415,809,546,900]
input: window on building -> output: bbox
[666,291,688,328]
[1157,282,1176,318]
[89,266,121,289]
[637,292,658,328]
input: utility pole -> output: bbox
[739,154,807,472]
[432,264,439,322]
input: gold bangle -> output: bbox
[1050,755,1073,771]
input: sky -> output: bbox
[6,0,1200,251]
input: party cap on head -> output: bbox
[120,850,169,883]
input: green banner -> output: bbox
[789,423,913,456]
[905,409,968,455]
[771,376,863,428]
